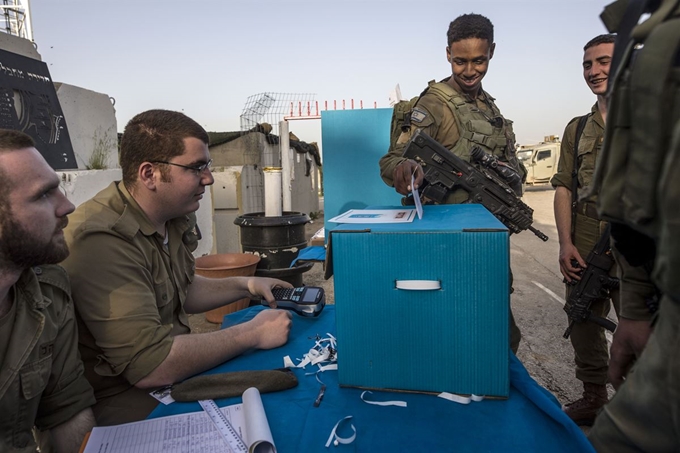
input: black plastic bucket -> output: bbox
[233,211,312,286]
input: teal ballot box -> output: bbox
[327,204,510,397]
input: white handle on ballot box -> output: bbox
[395,280,441,291]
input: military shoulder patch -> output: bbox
[410,108,428,124]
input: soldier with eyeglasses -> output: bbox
[62,109,294,426]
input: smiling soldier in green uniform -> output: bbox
[379,13,524,352]
[550,34,626,426]
[63,110,294,426]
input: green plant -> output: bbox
[86,128,115,170]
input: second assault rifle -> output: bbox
[563,223,618,339]
[402,129,549,241]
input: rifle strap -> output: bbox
[571,114,590,243]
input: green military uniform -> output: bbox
[588,0,680,449]
[379,79,523,352]
[62,181,200,426]
[0,266,95,452]
[380,79,520,203]
[550,105,621,386]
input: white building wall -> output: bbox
[289,151,320,214]
[211,165,265,254]
[54,83,119,170]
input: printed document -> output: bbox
[328,209,416,224]
[83,388,276,453]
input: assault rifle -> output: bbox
[402,129,549,241]
[563,224,618,339]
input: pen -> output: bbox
[314,384,326,407]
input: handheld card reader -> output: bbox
[261,286,326,317]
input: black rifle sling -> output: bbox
[571,114,590,243]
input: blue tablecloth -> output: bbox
[289,245,326,266]
[149,306,594,452]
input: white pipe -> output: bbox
[279,120,292,212]
[263,167,282,217]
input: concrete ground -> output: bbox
[190,186,614,430]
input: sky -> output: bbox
[30,0,614,148]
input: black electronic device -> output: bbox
[261,286,326,317]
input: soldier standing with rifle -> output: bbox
[587,0,680,450]
[378,13,525,353]
[550,34,624,426]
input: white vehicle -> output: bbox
[517,135,561,185]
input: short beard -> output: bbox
[0,214,69,269]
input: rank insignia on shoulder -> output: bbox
[410,108,427,124]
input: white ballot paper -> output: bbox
[328,209,416,224]
[411,173,423,219]
[83,387,276,453]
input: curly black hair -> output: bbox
[447,13,494,46]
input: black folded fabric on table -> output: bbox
[170,368,298,402]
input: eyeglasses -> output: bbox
[152,159,213,175]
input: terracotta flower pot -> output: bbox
[195,253,261,323]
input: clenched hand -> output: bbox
[392,159,423,196]
[248,309,293,350]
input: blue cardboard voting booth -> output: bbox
[320,108,403,241]
[328,204,510,397]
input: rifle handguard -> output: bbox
[470,146,523,196]
[402,130,548,242]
